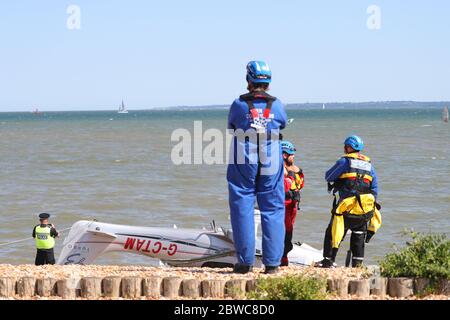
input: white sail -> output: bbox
[443,106,449,123]
[322,103,325,110]
[118,99,129,113]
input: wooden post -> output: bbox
[414,278,431,295]
[246,279,257,292]
[56,278,79,299]
[225,279,247,298]
[348,279,370,298]
[36,278,57,297]
[121,277,142,298]
[438,279,449,295]
[17,277,36,297]
[201,280,225,298]
[370,277,387,297]
[142,277,163,298]
[327,278,349,297]
[80,277,102,299]
[163,277,182,298]
[327,278,334,292]
[388,278,414,298]
[0,277,16,297]
[102,277,122,298]
[182,279,201,298]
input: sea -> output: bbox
[0,104,449,266]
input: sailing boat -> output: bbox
[442,106,449,123]
[118,99,128,114]
[322,103,326,110]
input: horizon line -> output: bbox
[1,100,449,113]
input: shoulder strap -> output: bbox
[287,170,296,179]
[239,91,276,102]
[240,92,277,119]
[342,153,371,162]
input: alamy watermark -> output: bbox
[171,121,281,175]
[367,5,381,30]
[67,5,81,30]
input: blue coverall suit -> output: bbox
[227,94,287,267]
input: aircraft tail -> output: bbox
[57,220,116,265]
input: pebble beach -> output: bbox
[0,264,447,300]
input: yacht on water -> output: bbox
[118,100,128,114]
[443,106,449,123]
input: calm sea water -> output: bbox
[0,106,449,266]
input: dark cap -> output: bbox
[38,213,50,219]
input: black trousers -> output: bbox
[282,231,293,258]
[322,216,367,266]
[35,248,56,265]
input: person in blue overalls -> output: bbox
[227,61,287,274]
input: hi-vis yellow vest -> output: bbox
[35,225,55,249]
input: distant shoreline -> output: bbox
[1,101,448,113]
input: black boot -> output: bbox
[233,263,253,274]
[264,266,280,274]
[352,258,364,268]
[315,257,336,268]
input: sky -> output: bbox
[0,1,449,111]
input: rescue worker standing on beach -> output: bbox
[227,61,287,274]
[281,141,304,266]
[32,213,59,265]
[316,135,381,268]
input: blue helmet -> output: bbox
[281,141,296,155]
[246,61,272,84]
[344,135,364,151]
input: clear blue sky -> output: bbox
[1,1,449,111]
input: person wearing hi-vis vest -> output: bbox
[316,135,382,268]
[32,213,59,265]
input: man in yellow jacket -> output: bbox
[316,135,381,268]
[32,213,59,265]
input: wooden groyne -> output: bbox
[0,265,448,299]
[0,275,253,299]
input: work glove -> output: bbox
[365,231,375,243]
